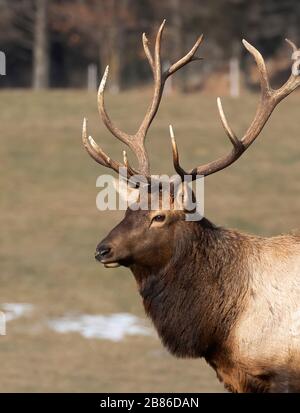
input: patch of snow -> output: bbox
[48,313,153,342]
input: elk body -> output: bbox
[82,21,300,392]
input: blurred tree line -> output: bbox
[0,0,299,91]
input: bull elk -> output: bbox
[82,21,300,392]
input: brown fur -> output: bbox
[95,205,300,393]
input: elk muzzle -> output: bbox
[95,243,121,268]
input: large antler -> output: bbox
[171,39,300,180]
[83,20,203,179]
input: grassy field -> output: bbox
[1,89,300,392]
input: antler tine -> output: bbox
[121,149,139,176]
[242,39,271,98]
[82,118,120,172]
[173,38,300,180]
[97,66,133,147]
[169,125,186,179]
[154,19,166,76]
[142,33,155,75]
[136,20,166,140]
[286,38,297,53]
[166,34,204,78]
[82,118,137,179]
[274,39,300,101]
[217,97,243,150]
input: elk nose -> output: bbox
[95,245,111,261]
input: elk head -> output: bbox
[82,20,300,274]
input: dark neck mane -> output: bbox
[131,218,251,359]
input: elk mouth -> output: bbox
[95,247,132,268]
[103,261,120,268]
[100,257,132,269]
[97,256,121,268]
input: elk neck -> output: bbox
[131,218,254,360]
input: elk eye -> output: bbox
[153,214,166,223]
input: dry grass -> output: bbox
[0,89,299,392]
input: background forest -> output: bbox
[1,0,299,92]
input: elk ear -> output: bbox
[112,177,140,205]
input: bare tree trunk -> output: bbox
[98,0,123,93]
[170,0,185,92]
[33,0,49,89]
[107,25,121,93]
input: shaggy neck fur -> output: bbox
[131,218,252,360]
